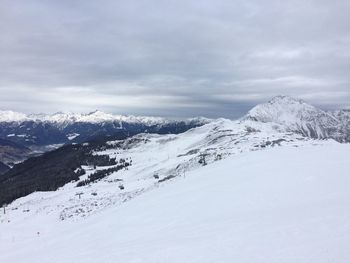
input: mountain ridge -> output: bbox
[0,109,211,126]
[1,96,349,149]
[244,95,350,142]
[0,110,211,148]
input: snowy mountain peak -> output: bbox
[245,95,347,140]
[246,95,318,123]
[247,95,329,122]
[78,110,117,123]
[0,110,28,122]
[268,95,306,105]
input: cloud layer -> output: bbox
[1,0,349,118]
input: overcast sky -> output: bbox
[0,0,349,118]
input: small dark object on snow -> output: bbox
[158,174,176,183]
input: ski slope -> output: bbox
[1,141,350,263]
[0,118,312,221]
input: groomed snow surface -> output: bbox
[1,141,350,263]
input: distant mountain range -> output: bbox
[0,111,210,166]
[0,110,210,126]
[0,110,210,145]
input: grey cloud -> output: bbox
[0,0,349,118]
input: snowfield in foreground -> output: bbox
[1,141,350,263]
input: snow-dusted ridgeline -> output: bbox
[0,110,210,127]
[0,110,211,148]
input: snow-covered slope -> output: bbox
[0,118,311,208]
[245,95,349,142]
[0,116,329,216]
[1,140,349,263]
